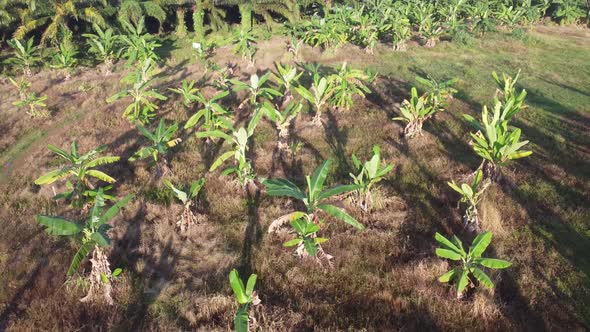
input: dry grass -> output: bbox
[0,26,589,330]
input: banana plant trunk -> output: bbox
[239,2,253,31]
[193,0,205,42]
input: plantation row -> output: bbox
[2,0,590,77]
[9,15,537,329]
[1,0,589,46]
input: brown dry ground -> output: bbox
[0,26,589,331]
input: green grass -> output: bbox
[373,28,590,325]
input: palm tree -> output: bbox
[117,0,171,29]
[213,0,298,31]
[0,0,24,41]
[14,0,108,46]
[183,0,228,42]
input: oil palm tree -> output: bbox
[214,0,298,31]
[13,0,109,46]
[117,0,171,29]
[0,0,24,41]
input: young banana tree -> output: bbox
[282,212,329,258]
[466,2,496,35]
[273,62,303,103]
[328,62,372,111]
[36,189,133,304]
[263,158,364,230]
[83,23,122,75]
[492,70,526,109]
[9,77,49,118]
[6,37,41,76]
[420,19,444,48]
[50,41,78,80]
[120,17,161,65]
[391,17,412,51]
[232,28,258,66]
[231,73,282,109]
[463,99,532,181]
[8,76,31,99]
[349,145,394,212]
[107,59,167,124]
[34,142,120,208]
[415,74,458,111]
[183,90,232,132]
[129,119,182,174]
[448,169,490,228]
[393,87,437,138]
[435,231,512,298]
[165,178,206,232]
[553,0,586,25]
[294,73,334,125]
[258,100,303,152]
[496,4,526,28]
[229,269,260,332]
[263,159,362,259]
[169,79,200,107]
[197,125,256,186]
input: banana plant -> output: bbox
[165,178,206,232]
[169,79,200,106]
[231,73,282,108]
[349,145,394,212]
[232,28,258,64]
[286,36,303,60]
[297,14,348,50]
[294,73,334,125]
[496,4,526,28]
[448,169,490,227]
[259,100,303,151]
[8,76,31,99]
[229,269,260,332]
[393,87,437,138]
[6,37,41,76]
[463,99,532,180]
[50,42,78,80]
[438,0,467,33]
[183,90,232,132]
[391,17,412,51]
[129,119,181,168]
[107,59,167,124]
[35,142,120,207]
[415,75,458,111]
[492,70,526,109]
[263,158,364,230]
[9,77,48,118]
[348,9,382,54]
[435,231,512,298]
[120,17,161,65]
[328,62,372,111]
[37,189,133,304]
[283,212,328,257]
[83,23,122,73]
[273,62,303,101]
[197,125,256,186]
[553,0,586,25]
[466,2,496,35]
[420,19,444,47]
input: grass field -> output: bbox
[0,25,589,331]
